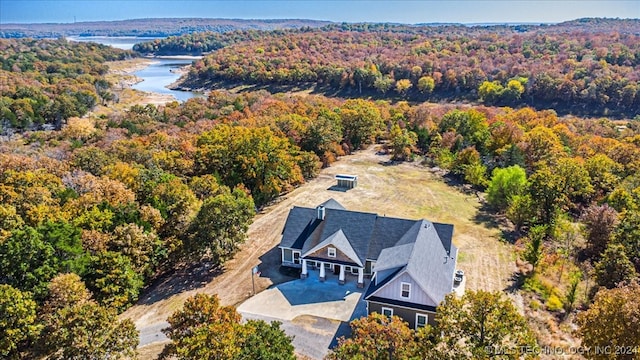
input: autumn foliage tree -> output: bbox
[187,186,255,262]
[0,285,40,359]
[594,243,637,289]
[434,291,537,359]
[195,124,310,206]
[326,313,418,360]
[581,204,619,258]
[161,293,294,360]
[35,273,138,359]
[388,124,417,161]
[576,283,640,360]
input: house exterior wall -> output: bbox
[281,247,301,267]
[368,301,437,328]
[372,272,437,307]
[305,244,359,265]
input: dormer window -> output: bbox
[401,282,411,298]
[328,247,336,258]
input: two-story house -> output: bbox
[278,199,458,328]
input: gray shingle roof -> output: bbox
[367,216,417,260]
[373,243,414,272]
[299,207,377,265]
[302,229,363,267]
[369,220,457,305]
[403,220,458,304]
[319,198,346,210]
[280,206,318,250]
[279,199,457,305]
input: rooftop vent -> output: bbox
[317,205,325,221]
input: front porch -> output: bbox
[300,259,365,288]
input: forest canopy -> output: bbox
[155,20,640,117]
[0,38,133,132]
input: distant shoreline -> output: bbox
[145,55,202,61]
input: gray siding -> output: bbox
[368,301,436,328]
[371,271,438,307]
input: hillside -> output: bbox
[171,19,640,117]
[0,38,135,133]
[0,18,331,38]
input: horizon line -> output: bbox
[3,16,637,27]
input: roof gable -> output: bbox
[299,207,378,265]
[319,198,346,210]
[373,243,414,273]
[370,220,457,305]
[404,221,457,304]
[366,269,439,307]
[302,229,363,266]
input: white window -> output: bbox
[381,307,393,318]
[293,251,300,264]
[351,267,359,275]
[328,247,336,258]
[401,282,411,298]
[416,313,428,329]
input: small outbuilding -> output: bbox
[335,174,358,189]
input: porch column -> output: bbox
[319,262,325,282]
[357,267,364,288]
[339,265,345,285]
[301,259,308,279]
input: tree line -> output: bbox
[163,21,640,116]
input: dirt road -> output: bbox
[126,146,515,358]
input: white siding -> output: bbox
[372,272,437,307]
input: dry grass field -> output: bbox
[125,145,516,359]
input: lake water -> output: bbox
[132,59,198,102]
[67,36,159,50]
[68,36,200,102]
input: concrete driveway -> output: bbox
[238,270,366,321]
[238,270,368,359]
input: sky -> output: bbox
[1,0,638,25]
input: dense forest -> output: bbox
[0,18,330,38]
[1,20,640,358]
[158,20,640,117]
[132,29,285,55]
[3,83,640,356]
[0,38,133,132]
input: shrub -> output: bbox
[546,294,563,312]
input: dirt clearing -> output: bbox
[124,145,515,359]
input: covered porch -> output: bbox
[300,258,365,288]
